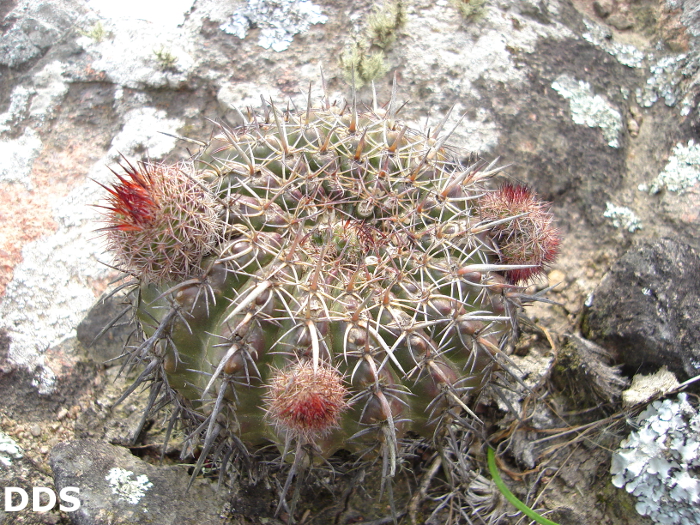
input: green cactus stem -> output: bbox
[98,78,560,520]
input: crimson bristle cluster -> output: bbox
[100,161,158,232]
[478,182,560,283]
[265,361,349,442]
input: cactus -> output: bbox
[99,80,559,519]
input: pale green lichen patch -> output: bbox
[0,86,33,132]
[604,202,642,232]
[641,140,700,193]
[0,128,42,190]
[636,54,691,114]
[220,0,328,52]
[551,74,622,148]
[611,394,700,524]
[105,468,153,505]
[581,17,695,116]
[582,18,645,69]
[0,431,23,466]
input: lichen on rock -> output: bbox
[611,393,700,524]
[220,0,328,52]
[642,139,700,194]
[551,74,623,148]
[603,202,642,232]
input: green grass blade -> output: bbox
[487,447,560,525]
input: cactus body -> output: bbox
[100,87,559,507]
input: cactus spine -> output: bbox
[99,80,559,518]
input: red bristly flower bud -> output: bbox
[265,361,350,442]
[479,183,560,283]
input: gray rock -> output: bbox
[593,0,613,19]
[0,0,86,68]
[50,439,228,525]
[0,330,97,422]
[0,26,42,68]
[584,238,700,379]
[77,292,136,366]
[607,14,634,31]
[19,16,61,50]
[670,0,700,37]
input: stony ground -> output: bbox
[1,0,700,524]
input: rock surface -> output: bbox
[50,439,228,525]
[585,238,700,379]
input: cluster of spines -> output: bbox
[97,159,221,283]
[478,182,560,284]
[100,81,560,521]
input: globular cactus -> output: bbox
[99,81,559,517]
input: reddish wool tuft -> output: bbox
[265,361,349,442]
[100,162,158,232]
[479,183,560,283]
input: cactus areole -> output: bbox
[99,83,559,498]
